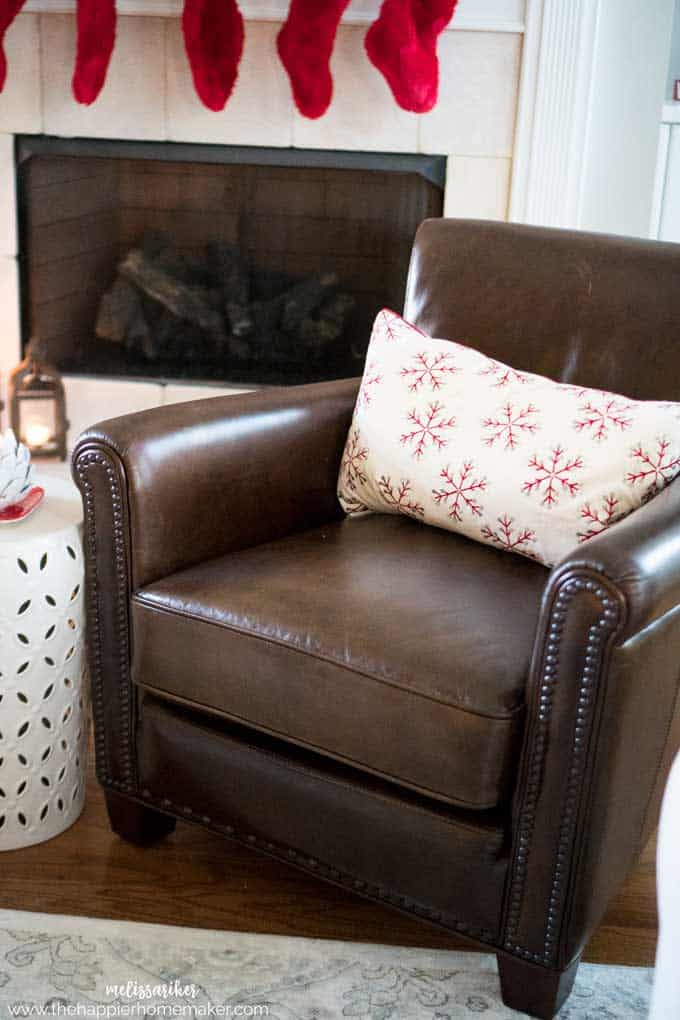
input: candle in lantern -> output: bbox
[24,423,52,449]
[9,340,69,460]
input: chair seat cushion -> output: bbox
[132,515,548,810]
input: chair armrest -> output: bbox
[555,476,680,640]
[71,378,358,792]
[502,479,680,973]
[73,377,359,589]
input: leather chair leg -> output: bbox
[105,791,176,846]
[496,953,581,1020]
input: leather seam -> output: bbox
[132,594,527,723]
[137,681,509,813]
[140,697,508,841]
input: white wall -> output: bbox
[578,0,674,237]
[665,0,680,99]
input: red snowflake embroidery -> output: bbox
[357,362,382,410]
[375,309,425,342]
[482,402,539,450]
[432,461,486,521]
[400,401,456,459]
[400,351,458,393]
[341,492,369,513]
[522,446,584,507]
[578,495,622,542]
[481,515,536,553]
[340,429,368,490]
[479,359,529,388]
[626,438,680,495]
[574,397,633,442]
[377,476,424,518]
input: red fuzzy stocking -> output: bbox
[72,0,116,105]
[277,0,351,120]
[365,0,458,113]
[183,0,245,112]
[0,0,26,92]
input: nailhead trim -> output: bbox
[74,447,136,791]
[502,575,621,966]
[104,783,493,943]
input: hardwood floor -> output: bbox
[0,747,658,967]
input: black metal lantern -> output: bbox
[9,339,68,460]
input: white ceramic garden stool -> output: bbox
[0,473,89,849]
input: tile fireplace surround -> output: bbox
[0,0,524,450]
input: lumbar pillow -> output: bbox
[337,309,680,566]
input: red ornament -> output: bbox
[277,0,351,119]
[183,0,245,112]
[0,0,26,92]
[365,0,458,113]
[0,486,45,524]
[72,0,116,105]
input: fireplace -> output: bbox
[17,136,445,387]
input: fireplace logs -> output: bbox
[96,235,356,372]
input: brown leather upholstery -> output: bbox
[73,220,680,1020]
[137,695,509,940]
[86,377,357,590]
[405,220,680,401]
[133,515,547,810]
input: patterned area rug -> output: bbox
[0,909,652,1018]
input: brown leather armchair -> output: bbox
[73,220,680,1019]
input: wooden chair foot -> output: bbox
[497,952,581,1019]
[105,791,176,846]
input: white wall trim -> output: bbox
[509,0,601,227]
[507,0,542,221]
[662,102,680,124]
[650,122,671,239]
[24,0,526,32]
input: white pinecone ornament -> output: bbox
[0,429,33,509]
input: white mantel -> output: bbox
[24,0,526,32]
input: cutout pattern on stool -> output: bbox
[0,533,89,850]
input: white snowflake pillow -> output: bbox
[337,309,680,567]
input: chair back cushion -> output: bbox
[404,219,680,402]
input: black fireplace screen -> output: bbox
[17,136,445,387]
